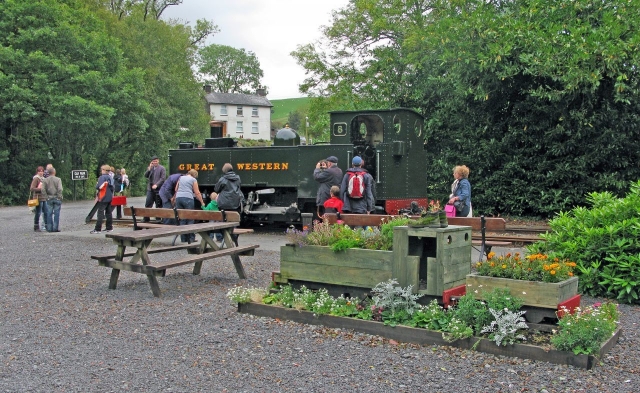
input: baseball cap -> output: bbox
[352,156,362,166]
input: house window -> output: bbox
[252,122,259,134]
[237,106,243,116]
[220,105,227,116]
[252,107,258,117]
[236,121,243,133]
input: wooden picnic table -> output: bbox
[91,222,259,297]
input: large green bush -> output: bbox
[527,181,640,304]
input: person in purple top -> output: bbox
[158,172,183,224]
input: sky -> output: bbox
[162,0,350,100]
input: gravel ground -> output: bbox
[1,198,638,392]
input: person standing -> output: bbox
[120,168,129,194]
[175,169,204,243]
[40,167,63,232]
[91,164,114,234]
[112,169,124,219]
[144,155,166,221]
[29,166,48,232]
[314,155,343,216]
[448,165,472,217]
[215,163,244,213]
[323,185,344,214]
[340,156,374,214]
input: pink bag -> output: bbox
[445,204,456,217]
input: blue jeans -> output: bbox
[46,199,62,232]
[176,196,195,242]
[34,201,47,226]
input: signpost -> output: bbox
[71,170,89,201]
[72,170,89,180]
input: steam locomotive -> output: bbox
[168,108,428,226]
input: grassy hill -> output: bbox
[270,97,310,127]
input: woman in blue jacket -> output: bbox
[448,165,472,217]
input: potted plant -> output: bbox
[409,200,446,228]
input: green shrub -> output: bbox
[526,181,640,303]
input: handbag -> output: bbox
[445,204,456,217]
[111,195,127,206]
[453,200,465,212]
[28,191,39,207]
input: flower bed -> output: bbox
[229,281,620,369]
[237,302,621,370]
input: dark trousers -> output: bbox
[95,201,113,231]
[144,190,162,221]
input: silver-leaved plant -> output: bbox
[481,308,529,346]
[371,279,422,315]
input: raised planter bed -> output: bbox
[466,274,579,309]
[238,302,621,370]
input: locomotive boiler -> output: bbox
[168,108,428,225]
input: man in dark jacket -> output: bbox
[144,156,166,219]
[91,164,114,234]
[340,156,375,214]
[314,155,343,214]
[215,163,244,212]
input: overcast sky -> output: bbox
[162,0,349,99]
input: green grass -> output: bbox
[270,97,311,125]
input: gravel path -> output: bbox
[1,199,638,392]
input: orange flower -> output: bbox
[488,252,496,260]
[568,272,574,276]
[550,270,556,275]
[490,262,495,267]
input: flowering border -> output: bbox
[237,302,621,370]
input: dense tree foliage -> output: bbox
[196,44,265,94]
[293,0,640,217]
[0,0,211,204]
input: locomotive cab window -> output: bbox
[414,119,423,137]
[394,115,401,135]
[350,115,383,146]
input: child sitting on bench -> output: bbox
[323,186,344,215]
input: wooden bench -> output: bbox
[322,213,512,259]
[90,222,259,297]
[122,206,254,245]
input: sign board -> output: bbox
[71,170,89,180]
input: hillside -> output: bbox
[270,97,310,129]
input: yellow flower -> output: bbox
[550,270,556,275]
[502,264,507,269]
[490,262,495,267]
[488,252,496,260]
[543,265,550,271]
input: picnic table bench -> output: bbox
[322,213,512,259]
[90,222,259,297]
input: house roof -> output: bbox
[205,92,273,107]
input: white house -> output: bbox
[204,86,273,140]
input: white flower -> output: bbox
[474,290,478,294]
[522,292,527,295]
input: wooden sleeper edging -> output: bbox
[237,302,621,370]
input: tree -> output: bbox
[196,44,265,94]
[0,0,149,204]
[294,0,640,217]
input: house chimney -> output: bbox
[256,88,266,97]
[204,84,212,94]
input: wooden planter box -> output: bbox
[238,302,621,370]
[276,245,396,290]
[274,226,471,296]
[466,274,579,309]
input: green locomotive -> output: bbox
[168,108,428,225]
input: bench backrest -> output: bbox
[123,207,241,222]
[322,213,506,231]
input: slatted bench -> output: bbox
[322,213,512,259]
[123,206,254,245]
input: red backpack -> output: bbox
[347,171,365,199]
